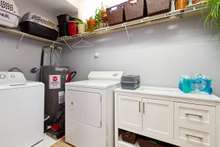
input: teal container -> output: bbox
[179,74,213,94]
[179,76,192,93]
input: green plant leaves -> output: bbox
[205,0,220,29]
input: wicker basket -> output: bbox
[193,0,200,4]
[107,3,125,26]
[121,131,137,144]
[124,0,145,21]
[138,138,165,147]
[146,0,171,16]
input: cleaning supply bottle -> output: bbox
[179,74,213,95]
[179,76,192,93]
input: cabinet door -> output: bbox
[142,99,174,140]
[117,95,142,132]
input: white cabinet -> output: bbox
[115,87,220,147]
[116,94,174,144]
[118,95,142,132]
[142,99,173,140]
[175,103,216,147]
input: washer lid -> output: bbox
[0,81,44,90]
[66,80,120,89]
[88,71,123,81]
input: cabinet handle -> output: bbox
[143,102,145,114]
[185,113,203,119]
[139,101,141,113]
[71,102,74,105]
[186,134,203,141]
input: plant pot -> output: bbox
[175,0,188,10]
[87,19,96,32]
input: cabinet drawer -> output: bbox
[176,127,214,147]
[175,103,215,132]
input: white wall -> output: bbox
[0,0,61,80]
[0,33,39,80]
[62,16,220,96]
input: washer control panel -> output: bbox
[0,72,26,85]
[0,73,6,79]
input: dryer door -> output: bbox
[66,90,102,128]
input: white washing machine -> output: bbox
[0,72,44,147]
[65,71,123,147]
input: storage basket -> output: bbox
[146,0,171,16]
[192,0,200,4]
[138,138,165,147]
[121,131,137,144]
[0,0,19,28]
[124,0,145,21]
[107,3,125,26]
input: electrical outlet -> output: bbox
[94,52,100,59]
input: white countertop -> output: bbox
[115,86,220,103]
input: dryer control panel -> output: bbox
[88,71,123,81]
[0,72,26,85]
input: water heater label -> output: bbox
[49,75,61,89]
[58,91,65,104]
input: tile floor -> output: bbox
[34,134,57,147]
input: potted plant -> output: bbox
[205,0,220,29]
[95,8,102,28]
[87,17,97,32]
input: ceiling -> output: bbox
[28,0,78,16]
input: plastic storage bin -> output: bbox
[124,0,145,21]
[107,3,125,26]
[0,0,20,28]
[121,75,140,90]
[68,21,78,36]
[19,13,58,40]
[146,0,171,16]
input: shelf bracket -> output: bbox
[16,33,25,50]
[171,0,176,12]
[62,37,74,50]
[122,23,130,41]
